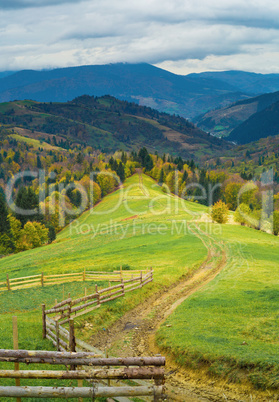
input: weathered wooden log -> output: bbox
[10,274,41,282]
[6,274,11,291]
[99,288,123,300]
[123,276,141,284]
[0,350,165,367]
[0,385,164,398]
[0,367,164,379]
[100,292,124,305]
[9,278,40,286]
[69,304,100,320]
[52,298,72,309]
[46,272,83,278]
[71,299,97,313]
[42,304,46,339]
[71,293,98,306]
[98,283,122,294]
[125,284,143,293]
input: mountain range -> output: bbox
[3,63,279,119]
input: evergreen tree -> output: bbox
[182,170,188,183]
[0,193,11,235]
[37,155,42,169]
[116,162,125,183]
[159,168,165,184]
[15,187,39,226]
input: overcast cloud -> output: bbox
[1,0,279,73]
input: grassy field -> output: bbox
[157,222,279,390]
[0,174,207,400]
[2,173,278,394]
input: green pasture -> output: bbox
[0,174,207,399]
[157,223,279,390]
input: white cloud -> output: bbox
[1,0,279,73]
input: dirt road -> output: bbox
[88,223,276,401]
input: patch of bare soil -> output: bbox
[88,224,278,401]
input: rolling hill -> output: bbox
[0,174,278,397]
[0,95,231,159]
[0,63,251,119]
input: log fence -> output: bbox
[43,269,153,326]
[2,266,159,400]
[0,349,165,400]
[0,268,151,292]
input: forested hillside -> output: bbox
[0,95,230,159]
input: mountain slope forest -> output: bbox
[195,90,279,138]
[228,99,279,144]
[0,95,230,159]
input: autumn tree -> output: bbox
[211,201,229,224]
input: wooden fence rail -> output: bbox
[43,269,153,329]
[0,385,164,399]
[0,268,150,292]
[0,349,165,400]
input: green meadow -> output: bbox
[0,174,207,399]
[1,173,278,394]
[157,223,279,390]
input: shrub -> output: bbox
[211,201,229,224]
[234,203,252,225]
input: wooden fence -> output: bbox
[0,268,150,292]
[43,269,153,329]
[0,349,165,400]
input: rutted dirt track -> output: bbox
[88,223,275,401]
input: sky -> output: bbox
[1,0,279,74]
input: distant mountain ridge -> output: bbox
[188,70,279,94]
[228,99,279,144]
[195,90,279,137]
[0,63,256,119]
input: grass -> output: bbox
[2,173,278,392]
[0,174,207,399]
[156,222,279,390]
[9,133,60,151]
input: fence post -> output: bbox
[150,267,153,281]
[6,274,11,291]
[69,319,76,370]
[42,304,46,339]
[83,268,86,281]
[121,278,125,296]
[12,316,21,402]
[41,272,44,287]
[106,348,111,387]
[140,271,143,288]
[55,320,60,351]
[95,284,100,305]
[68,299,72,322]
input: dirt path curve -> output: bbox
[89,222,249,401]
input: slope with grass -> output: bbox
[1,174,278,399]
[156,222,279,392]
[0,174,209,400]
